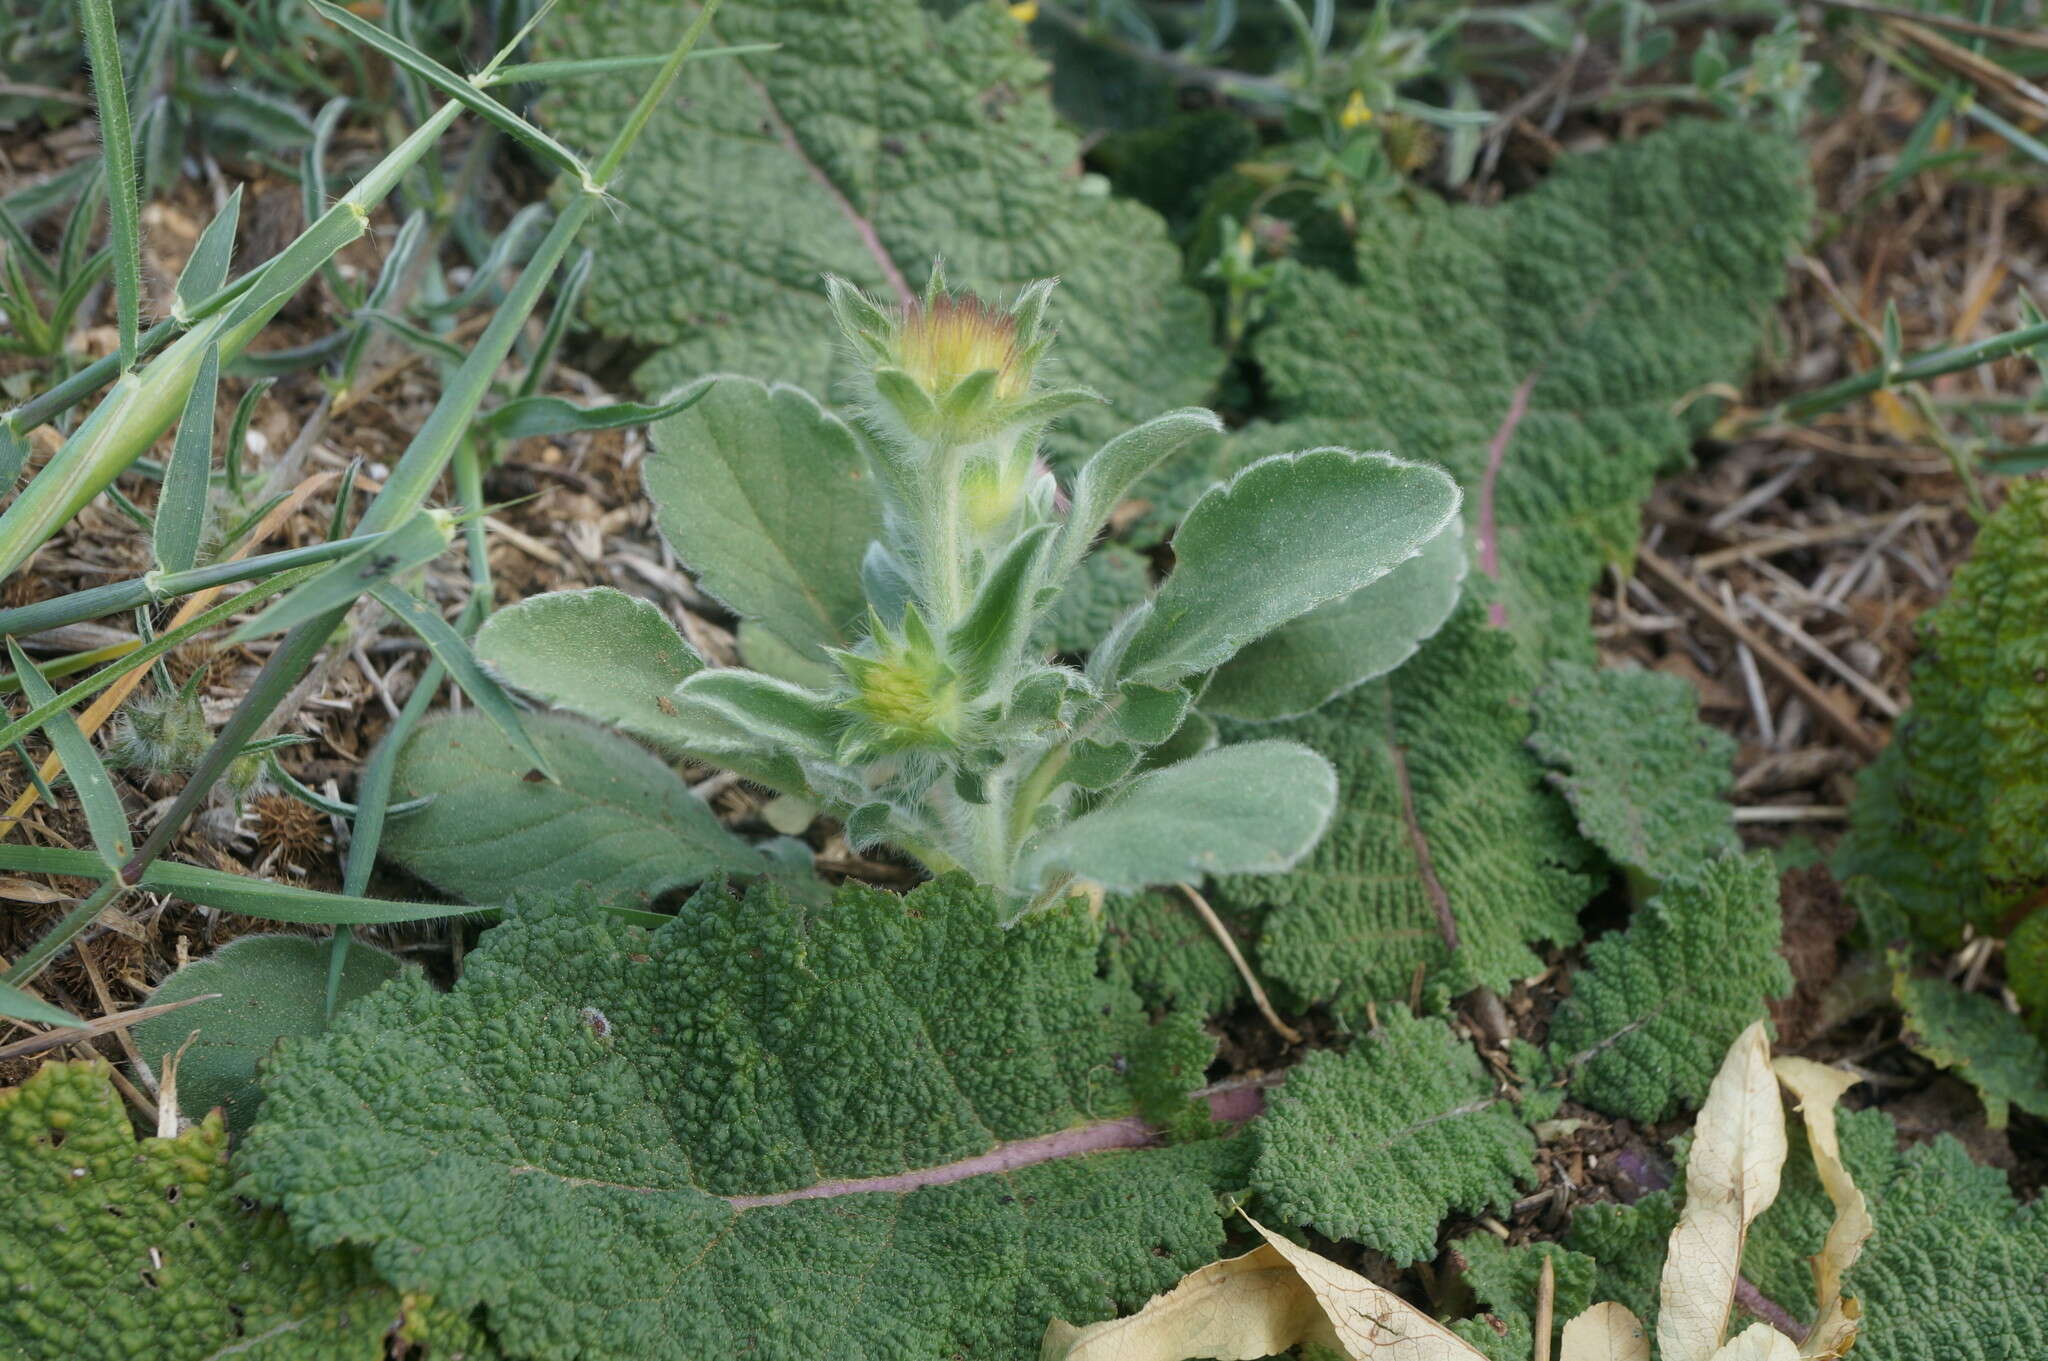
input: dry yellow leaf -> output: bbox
[1040,1213,1490,1361]
[1559,1301,1650,1361]
[1771,1057,1871,1359]
[1709,1322,1801,1360]
[1656,1020,1788,1361]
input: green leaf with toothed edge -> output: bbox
[1527,660,1739,880]
[1892,966,2048,1130]
[1254,120,1809,662]
[238,875,1243,1361]
[534,0,1224,459]
[0,1060,501,1360]
[1250,1006,1535,1265]
[1211,595,1600,1012]
[1546,851,1792,1123]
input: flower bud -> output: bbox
[830,604,967,758]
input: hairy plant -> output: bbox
[473,270,1464,910]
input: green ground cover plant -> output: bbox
[2,2,2046,1359]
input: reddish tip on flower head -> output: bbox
[894,294,1027,400]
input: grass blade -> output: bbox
[307,0,594,188]
[370,582,554,779]
[1,880,124,986]
[516,246,592,399]
[79,0,142,374]
[0,427,27,499]
[227,510,454,643]
[0,844,476,924]
[154,343,219,576]
[0,981,83,1027]
[5,637,130,866]
[0,565,314,752]
[480,385,711,440]
[173,185,243,322]
[476,43,778,86]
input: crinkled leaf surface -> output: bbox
[1893,969,2048,1130]
[1253,120,1807,658]
[133,935,401,1135]
[1099,888,1250,1019]
[1448,1235,1599,1361]
[1640,1106,2048,1360]
[1838,480,2048,945]
[643,377,883,667]
[380,711,763,908]
[0,1060,496,1360]
[239,876,1240,1361]
[1213,597,1598,1008]
[1548,853,1792,1123]
[1250,1006,1533,1264]
[538,0,1224,456]
[1528,662,1738,879]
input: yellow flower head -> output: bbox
[894,294,1029,402]
[1339,90,1373,131]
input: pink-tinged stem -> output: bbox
[1475,373,1539,627]
[724,1084,1269,1209]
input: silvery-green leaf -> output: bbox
[476,588,704,751]
[645,376,883,665]
[951,523,1052,691]
[668,669,843,763]
[1203,515,1468,722]
[380,712,764,909]
[1018,739,1338,893]
[1118,449,1460,688]
[1053,407,1223,581]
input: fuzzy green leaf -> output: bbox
[1528,661,1739,878]
[1251,1006,1533,1264]
[379,711,762,908]
[1117,448,1460,688]
[133,935,402,1135]
[1213,597,1599,1009]
[1018,739,1338,894]
[1254,121,1809,657]
[1893,969,2048,1130]
[476,587,707,748]
[536,0,1224,456]
[1202,514,1467,723]
[1037,544,1152,656]
[1548,852,1793,1122]
[0,1060,498,1360]
[1837,481,2048,946]
[238,876,1240,1361]
[643,376,883,666]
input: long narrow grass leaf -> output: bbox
[154,343,219,575]
[5,638,130,866]
[223,375,271,495]
[516,246,592,399]
[0,846,478,924]
[0,880,123,986]
[477,43,778,86]
[79,0,141,373]
[480,385,711,440]
[308,0,594,187]
[0,981,83,1027]
[370,582,553,778]
[173,185,243,321]
[591,0,724,184]
[0,567,313,752]
[0,427,27,498]
[265,749,428,820]
[416,203,547,317]
[227,510,453,643]
[0,201,56,288]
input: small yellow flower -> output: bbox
[895,295,1029,402]
[1339,90,1373,130]
[1008,1,1039,22]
